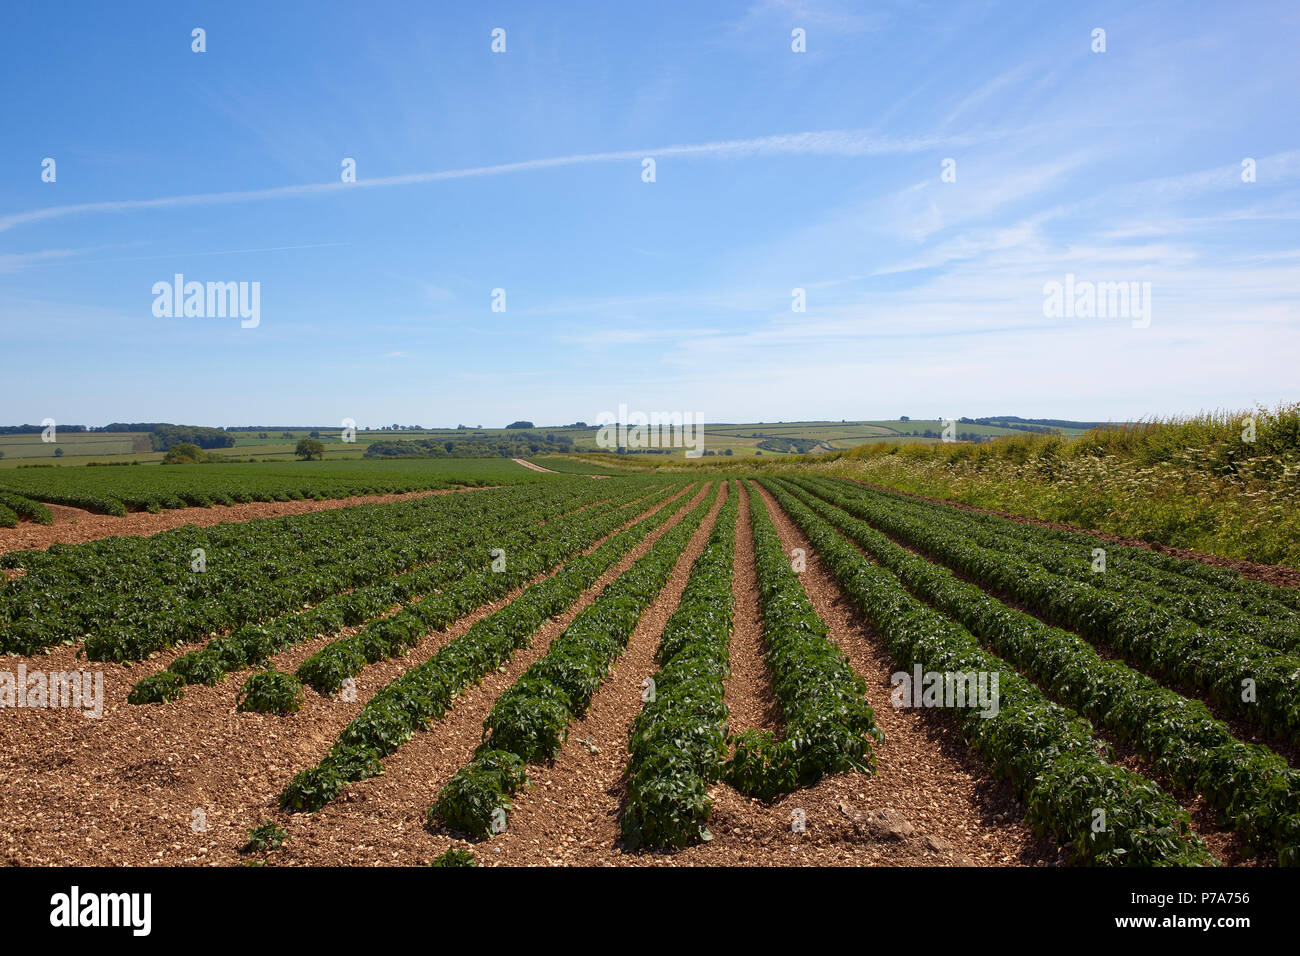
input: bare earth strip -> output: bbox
[267,482,715,865]
[722,481,781,734]
[512,457,609,479]
[0,486,499,555]
[748,481,1062,867]
[0,485,694,866]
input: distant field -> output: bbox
[0,419,1102,470]
[0,427,586,467]
[0,432,153,463]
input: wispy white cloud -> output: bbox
[734,0,890,34]
[1121,150,1300,200]
[0,247,81,274]
[0,127,1000,235]
[941,61,1039,126]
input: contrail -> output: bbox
[0,129,985,234]
[67,242,350,265]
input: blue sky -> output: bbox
[2,0,1298,428]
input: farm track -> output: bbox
[512,457,609,478]
[842,477,1300,590]
[0,485,498,556]
[511,458,557,473]
[0,483,693,865]
[268,482,715,865]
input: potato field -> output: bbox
[2,468,1296,868]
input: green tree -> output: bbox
[162,442,205,464]
[295,438,325,461]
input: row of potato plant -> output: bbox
[779,478,1300,865]
[761,480,1215,866]
[908,485,1300,616]
[619,487,738,850]
[0,458,537,516]
[0,492,52,527]
[128,483,659,702]
[431,485,722,838]
[293,484,680,694]
[880,484,1300,651]
[2,482,588,657]
[808,478,1300,744]
[724,483,881,802]
[279,482,702,812]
